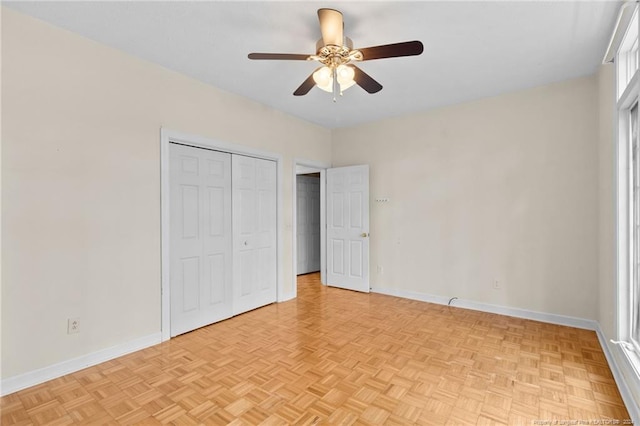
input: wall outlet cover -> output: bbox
[67,318,80,334]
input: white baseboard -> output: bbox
[594,326,640,425]
[371,286,598,330]
[0,332,162,397]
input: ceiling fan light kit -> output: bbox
[313,64,356,94]
[248,8,424,101]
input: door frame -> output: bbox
[160,128,284,342]
[293,159,330,297]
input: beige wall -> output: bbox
[597,63,617,340]
[1,8,331,379]
[332,76,600,320]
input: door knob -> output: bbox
[361,232,369,238]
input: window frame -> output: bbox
[628,99,640,352]
[618,8,639,99]
[616,4,640,370]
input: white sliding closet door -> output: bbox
[169,143,232,336]
[233,155,277,315]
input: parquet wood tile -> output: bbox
[1,273,632,424]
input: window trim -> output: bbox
[627,99,639,353]
[618,63,639,340]
[618,7,639,98]
[616,3,640,364]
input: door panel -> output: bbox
[308,178,321,272]
[350,241,363,277]
[296,175,321,275]
[233,155,277,315]
[170,143,233,336]
[208,254,225,304]
[332,193,344,227]
[332,239,344,274]
[181,185,199,238]
[326,165,370,292]
[181,257,200,311]
[297,182,308,273]
[208,188,224,236]
[350,192,363,227]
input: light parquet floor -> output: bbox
[1,273,631,425]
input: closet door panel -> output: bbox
[202,152,233,318]
[233,155,277,315]
[170,144,232,337]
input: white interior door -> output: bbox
[326,165,370,292]
[169,143,232,336]
[308,177,321,273]
[297,176,310,274]
[297,175,321,275]
[233,155,277,314]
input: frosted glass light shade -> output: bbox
[337,64,355,90]
[313,66,333,92]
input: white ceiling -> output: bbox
[5,1,621,129]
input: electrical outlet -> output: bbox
[493,280,501,290]
[377,265,384,274]
[68,318,80,334]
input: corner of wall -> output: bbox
[596,62,617,340]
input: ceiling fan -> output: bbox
[248,8,424,100]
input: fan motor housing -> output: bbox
[316,37,353,52]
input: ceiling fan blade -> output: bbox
[293,70,319,96]
[318,8,343,46]
[357,41,424,61]
[352,65,383,94]
[248,53,310,60]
